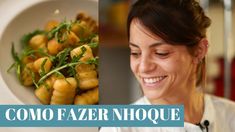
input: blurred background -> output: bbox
[99,0,235,104]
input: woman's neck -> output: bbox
[183,91,204,124]
[149,89,205,124]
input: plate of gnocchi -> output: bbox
[0,0,99,105]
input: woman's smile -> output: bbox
[141,76,168,88]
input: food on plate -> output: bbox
[8,13,99,105]
[74,87,98,105]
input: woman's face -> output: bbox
[129,20,197,102]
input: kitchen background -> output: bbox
[99,0,235,104]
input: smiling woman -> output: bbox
[100,0,235,132]
[129,22,197,102]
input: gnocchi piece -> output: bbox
[50,77,77,105]
[64,31,80,46]
[44,20,59,32]
[34,76,54,104]
[29,34,47,50]
[76,64,98,90]
[91,35,99,56]
[74,87,98,105]
[47,39,63,55]
[76,63,96,72]
[22,56,36,65]
[71,21,87,38]
[21,62,38,86]
[91,35,99,43]
[33,57,52,74]
[76,12,98,33]
[70,45,94,62]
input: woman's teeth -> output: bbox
[143,76,166,84]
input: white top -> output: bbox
[100,94,235,132]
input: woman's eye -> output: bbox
[155,52,169,56]
[130,52,141,56]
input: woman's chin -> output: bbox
[143,91,163,102]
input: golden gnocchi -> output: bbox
[76,64,98,90]
[74,87,98,105]
[9,13,99,105]
[51,77,77,105]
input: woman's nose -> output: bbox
[139,56,155,73]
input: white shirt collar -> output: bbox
[200,94,215,127]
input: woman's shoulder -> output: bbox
[206,94,235,130]
[207,94,235,109]
[206,94,235,119]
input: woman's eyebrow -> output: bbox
[129,41,165,48]
[149,42,165,48]
[129,42,139,48]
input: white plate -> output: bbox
[0,0,98,131]
[0,0,98,104]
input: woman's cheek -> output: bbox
[155,60,174,73]
[160,58,182,73]
[130,59,137,73]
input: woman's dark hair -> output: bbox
[127,0,211,45]
[127,0,211,88]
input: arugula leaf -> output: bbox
[47,21,73,43]
[86,57,99,66]
[67,65,77,77]
[42,82,50,91]
[27,68,39,88]
[16,64,21,82]
[22,48,37,59]
[79,33,97,43]
[67,46,87,77]
[87,42,98,48]
[21,48,55,62]
[54,71,64,78]
[72,46,87,62]
[7,63,16,73]
[55,48,72,67]
[9,43,22,82]
[11,43,20,63]
[37,48,51,57]
[37,46,87,85]
[39,58,47,77]
[37,62,79,85]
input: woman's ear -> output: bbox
[193,38,208,64]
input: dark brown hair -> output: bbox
[127,0,211,87]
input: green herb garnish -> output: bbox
[86,57,99,66]
[79,33,97,43]
[8,43,22,82]
[87,42,98,48]
[39,58,48,77]
[27,68,39,88]
[37,47,88,85]
[55,48,72,68]
[47,21,74,43]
